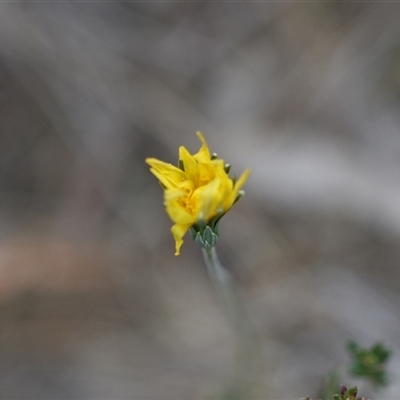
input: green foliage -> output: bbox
[333,385,366,400]
[347,341,391,387]
[302,341,391,400]
[301,385,368,400]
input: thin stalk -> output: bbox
[202,246,262,398]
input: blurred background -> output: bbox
[1,2,400,399]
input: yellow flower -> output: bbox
[146,132,250,255]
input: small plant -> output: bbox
[347,341,391,387]
[305,341,391,400]
[302,385,369,400]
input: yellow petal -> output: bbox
[193,131,211,163]
[164,187,188,201]
[224,168,251,210]
[171,223,191,256]
[197,161,215,187]
[179,146,200,185]
[165,197,196,225]
[146,158,185,189]
[177,179,195,193]
[195,178,223,221]
[234,168,251,194]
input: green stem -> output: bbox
[202,246,262,398]
[202,247,247,333]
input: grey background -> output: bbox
[1,3,400,399]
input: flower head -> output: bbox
[146,132,250,255]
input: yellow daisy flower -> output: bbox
[146,132,250,255]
